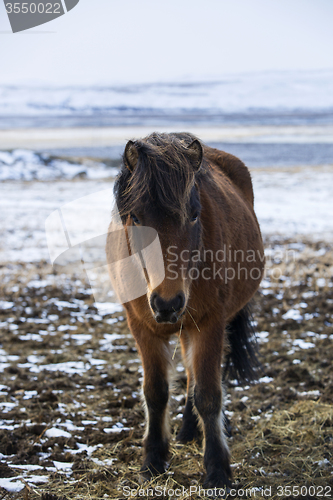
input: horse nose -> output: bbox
[150,292,185,324]
[151,292,185,313]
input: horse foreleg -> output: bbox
[136,333,170,477]
[192,327,232,489]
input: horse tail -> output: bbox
[223,304,262,384]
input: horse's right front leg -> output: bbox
[135,331,170,478]
[191,325,232,489]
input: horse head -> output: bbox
[114,132,204,324]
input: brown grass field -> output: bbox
[0,238,332,500]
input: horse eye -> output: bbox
[191,212,199,223]
[131,214,140,225]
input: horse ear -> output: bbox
[187,139,203,172]
[124,140,139,172]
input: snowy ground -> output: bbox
[1,125,333,151]
[0,149,117,181]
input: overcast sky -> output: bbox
[0,0,332,86]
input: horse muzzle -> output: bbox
[150,291,185,324]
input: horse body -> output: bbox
[108,132,264,488]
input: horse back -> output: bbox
[203,146,254,206]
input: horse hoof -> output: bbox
[176,424,200,444]
[203,471,232,491]
[140,461,166,479]
[176,431,196,444]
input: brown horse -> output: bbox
[107,132,265,489]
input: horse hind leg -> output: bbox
[176,334,200,443]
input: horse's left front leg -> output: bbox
[135,330,171,478]
[191,325,232,489]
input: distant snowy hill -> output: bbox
[1,70,333,128]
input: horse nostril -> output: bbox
[150,292,158,312]
[169,313,178,324]
[155,313,163,323]
[176,292,185,312]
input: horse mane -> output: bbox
[114,132,209,224]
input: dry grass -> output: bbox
[0,238,332,499]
